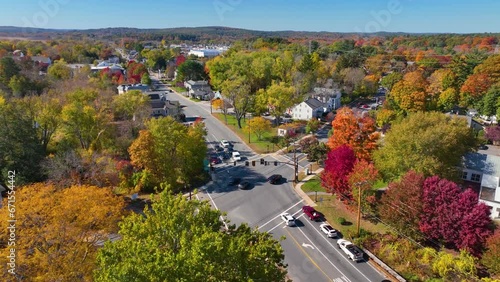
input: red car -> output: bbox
[302,205,321,221]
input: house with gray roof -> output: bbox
[291,98,325,121]
[463,152,500,219]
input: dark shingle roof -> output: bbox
[304,98,324,109]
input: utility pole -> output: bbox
[293,144,298,183]
[356,180,367,238]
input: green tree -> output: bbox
[437,88,459,112]
[140,73,151,85]
[176,60,207,82]
[0,100,45,184]
[380,72,403,91]
[244,116,271,141]
[112,90,151,122]
[306,118,321,133]
[128,117,207,192]
[256,81,297,124]
[61,88,113,151]
[94,190,288,282]
[374,112,477,181]
[47,59,72,80]
[480,84,500,117]
[0,56,20,85]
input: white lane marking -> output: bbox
[206,191,229,230]
[294,225,352,282]
[302,243,314,249]
[265,209,304,233]
[257,200,304,230]
[303,219,374,282]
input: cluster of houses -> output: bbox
[117,84,180,119]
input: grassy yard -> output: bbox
[300,176,325,193]
[172,86,187,93]
[314,195,390,240]
[212,113,278,154]
[372,179,388,190]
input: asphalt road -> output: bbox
[153,78,388,282]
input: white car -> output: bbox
[320,224,337,238]
[280,213,296,227]
[232,151,241,161]
[220,139,231,148]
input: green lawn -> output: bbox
[314,195,389,240]
[212,113,278,154]
[301,176,325,193]
[372,179,388,190]
[172,86,187,93]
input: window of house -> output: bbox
[471,173,481,182]
[462,171,468,180]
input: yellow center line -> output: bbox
[284,228,333,281]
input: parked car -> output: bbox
[338,239,364,262]
[267,174,283,184]
[280,213,296,226]
[238,181,251,190]
[302,205,321,221]
[220,139,231,148]
[319,223,337,238]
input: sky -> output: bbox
[0,0,498,33]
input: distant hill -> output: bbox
[0,25,414,42]
[0,26,496,42]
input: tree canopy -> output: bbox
[94,190,288,282]
[373,112,477,181]
[0,184,125,281]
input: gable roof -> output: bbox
[303,98,324,109]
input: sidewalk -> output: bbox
[292,168,324,207]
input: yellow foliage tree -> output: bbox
[244,116,272,141]
[0,184,126,281]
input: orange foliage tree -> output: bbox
[327,107,379,161]
[348,159,379,212]
[391,71,429,112]
[0,184,126,281]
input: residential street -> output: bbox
[152,77,389,282]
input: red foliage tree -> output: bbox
[320,145,356,201]
[127,61,148,84]
[419,176,493,256]
[379,171,425,240]
[481,228,500,276]
[176,55,186,67]
[485,125,500,145]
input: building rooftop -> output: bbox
[304,98,324,109]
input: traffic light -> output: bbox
[252,160,256,166]
[260,158,264,165]
[274,161,278,166]
[245,161,249,166]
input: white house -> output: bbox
[291,98,325,121]
[463,152,500,219]
[311,88,342,111]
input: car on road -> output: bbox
[222,152,231,160]
[302,205,321,221]
[337,239,364,262]
[232,151,241,161]
[238,181,251,190]
[319,223,337,238]
[280,213,296,226]
[228,177,241,186]
[210,156,221,165]
[220,139,231,148]
[214,145,224,152]
[267,174,283,184]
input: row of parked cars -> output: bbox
[280,206,365,262]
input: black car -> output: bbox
[222,152,231,160]
[214,145,224,152]
[268,174,283,184]
[228,177,241,186]
[238,181,251,190]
